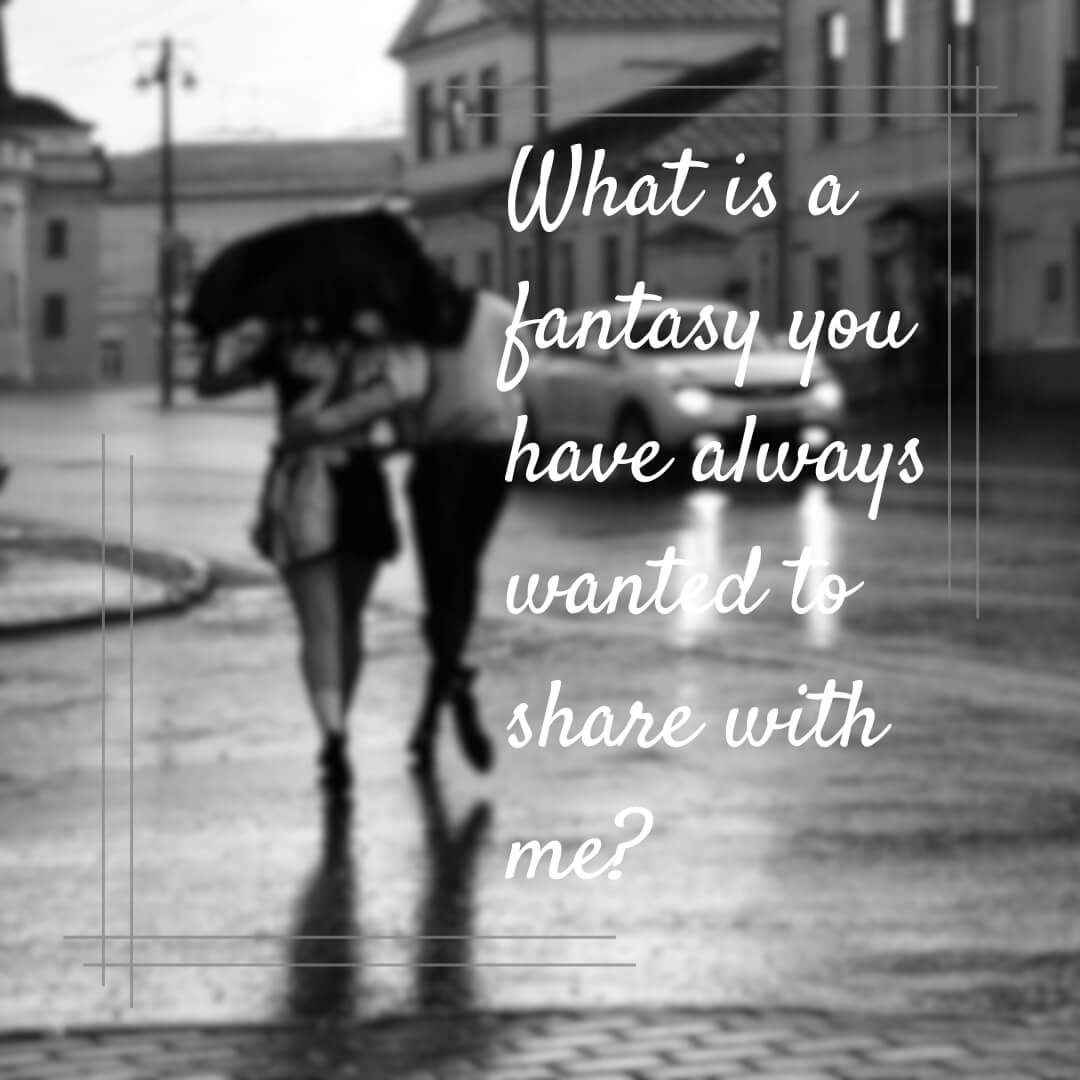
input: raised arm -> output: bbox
[282,344,431,448]
[194,322,270,398]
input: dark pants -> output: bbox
[408,444,510,694]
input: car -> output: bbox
[522,298,845,459]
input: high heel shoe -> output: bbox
[407,682,440,775]
[449,667,493,773]
[407,727,436,775]
[318,732,352,792]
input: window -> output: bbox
[602,235,622,298]
[873,0,905,127]
[42,293,67,340]
[1001,232,1034,345]
[0,272,18,329]
[101,340,125,380]
[516,244,533,286]
[815,257,842,322]
[818,11,847,141]
[558,240,576,309]
[759,247,774,319]
[871,253,897,313]
[447,75,468,154]
[1074,227,1080,336]
[478,65,499,147]
[416,82,435,161]
[46,218,69,259]
[475,249,494,289]
[1045,263,1065,306]
[944,0,977,108]
[727,278,750,309]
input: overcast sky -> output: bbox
[7,0,406,151]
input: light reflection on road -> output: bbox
[671,488,728,652]
[797,483,840,649]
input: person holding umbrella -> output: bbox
[283,284,522,775]
[191,207,519,779]
[195,319,408,791]
[189,209,442,790]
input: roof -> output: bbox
[547,47,780,168]
[638,81,781,164]
[490,0,778,23]
[391,0,778,56]
[1,2,89,131]
[0,92,88,131]
[108,138,406,202]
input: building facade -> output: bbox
[0,0,108,386]
[101,138,404,384]
[0,132,32,381]
[390,0,780,310]
[785,0,1080,401]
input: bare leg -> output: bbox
[283,558,349,741]
[336,557,379,713]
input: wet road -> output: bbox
[0,390,1078,1028]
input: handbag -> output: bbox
[253,450,337,567]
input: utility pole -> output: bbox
[138,37,195,409]
[158,37,175,410]
[532,0,551,313]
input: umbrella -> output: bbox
[186,209,472,346]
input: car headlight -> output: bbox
[673,386,713,416]
[811,379,845,411]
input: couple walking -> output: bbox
[196,275,519,790]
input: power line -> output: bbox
[16,0,241,84]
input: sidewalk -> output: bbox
[0,517,212,638]
[1,1008,1076,1079]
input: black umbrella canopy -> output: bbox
[187,209,473,346]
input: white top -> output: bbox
[311,291,523,447]
[416,290,523,445]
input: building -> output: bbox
[500,48,784,320]
[0,0,108,386]
[389,0,780,307]
[101,137,404,384]
[0,131,32,382]
[785,0,1080,401]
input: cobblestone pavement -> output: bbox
[1,1009,1077,1079]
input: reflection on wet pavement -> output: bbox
[264,781,497,1077]
[284,788,360,1023]
[411,772,491,1013]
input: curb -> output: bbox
[0,520,215,640]
[0,1002,1062,1041]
